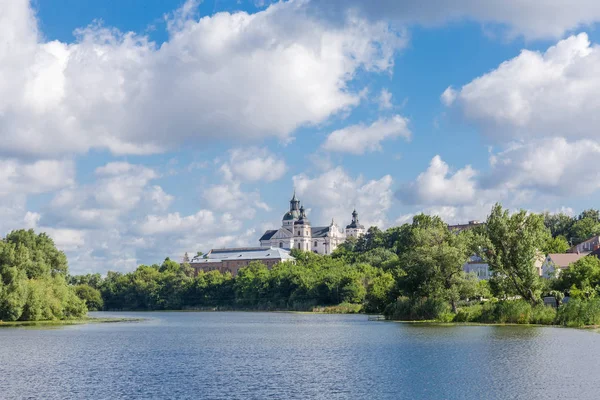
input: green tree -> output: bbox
[400,214,472,313]
[543,235,570,254]
[482,204,550,304]
[553,256,600,293]
[74,284,104,311]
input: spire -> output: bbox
[290,189,300,211]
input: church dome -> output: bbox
[283,210,300,220]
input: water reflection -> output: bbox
[0,313,599,400]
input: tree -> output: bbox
[543,235,570,255]
[0,230,86,321]
[570,217,600,244]
[399,214,472,313]
[553,256,600,293]
[482,204,550,304]
[74,284,104,311]
[543,212,574,238]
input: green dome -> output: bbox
[283,210,300,220]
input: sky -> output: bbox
[3,0,600,274]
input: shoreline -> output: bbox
[0,316,144,328]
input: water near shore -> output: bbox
[1,311,599,399]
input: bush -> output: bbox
[384,297,451,321]
[454,304,483,322]
[494,300,533,324]
[531,304,557,325]
[313,302,362,314]
[556,299,600,327]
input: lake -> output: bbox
[1,312,599,399]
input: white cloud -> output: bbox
[221,147,287,182]
[0,159,74,196]
[150,185,175,211]
[136,210,217,235]
[378,88,393,109]
[444,33,600,143]
[485,138,600,195]
[397,155,478,206]
[293,167,393,227]
[440,86,457,106]
[202,181,266,217]
[0,0,405,158]
[322,115,411,154]
[315,0,600,39]
[43,162,163,229]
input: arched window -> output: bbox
[279,242,283,248]
[297,243,301,249]
[297,231,301,236]
[314,241,317,247]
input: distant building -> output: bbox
[188,247,294,276]
[462,255,491,280]
[567,235,600,254]
[463,251,545,280]
[259,191,366,254]
[541,253,590,278]
[448,220,482,233]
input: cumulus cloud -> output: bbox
[0,159,74,196]
[484,138,600,196]
[322,115,411,154]
[221,147,286,182]
[293,167,393,227]
[0,0,405,158]
[202,181,268,217]
[444,33,600,143]
[397,156,478,206]
[42,162,163,229]
[313,0,600,39]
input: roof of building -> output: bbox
[259,230,278,241]
[191,247,295,263]
[567,235,600,253]
[311,226,331,238]
[546,253,590,268]
[448,221,483,232]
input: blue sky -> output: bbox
[3,0,600,274]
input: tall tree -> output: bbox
[482,204,550,304]
[400,214,472,312]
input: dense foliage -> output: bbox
[57,204,600,328]
[0,230,87,321]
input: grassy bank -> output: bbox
[384,298,600,328]
[0,316,143,328]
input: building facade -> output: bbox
[259,192,366,255]
[189,247,294,276]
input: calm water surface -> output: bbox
[1,312,600,399]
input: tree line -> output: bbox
[6,203,600,325]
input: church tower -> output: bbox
[282,191,301,228]
[293,205,311,251]
[345,209,365,238]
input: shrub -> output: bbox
[384,297,451,321]
[494,300,532,324]
[557,299,600,327]
[313,302,362,314]
[531,304,557,325]
[454,304,483,322]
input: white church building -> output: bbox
[259,192,366,255]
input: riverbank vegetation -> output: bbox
[10,203,600,326]
[0,230,87,322]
